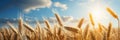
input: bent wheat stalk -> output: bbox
[106,7,119,27]
[106,7,119,39]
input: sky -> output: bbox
[0,0,120,28]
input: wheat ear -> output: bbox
[77,18,84,28]
[89,13,95,26]
[7,22,18,34]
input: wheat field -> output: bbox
[0,7,119,40]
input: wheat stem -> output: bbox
[18,17,23,34]
[118,19,120,39]
[107,22,112,40]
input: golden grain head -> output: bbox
[89,13,95,26]
[77,18,84,28]
[44,20,51,29]
[106,7,118,19]
[64,26,79,33]
[54,13,63,26]
[7,22,18,34]
[18,17,23,34]
[36,21,41,33]
[23,23,35,32]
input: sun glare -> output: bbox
[89,3,107,24]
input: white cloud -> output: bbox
[54,2,68,10]
[62,16,73,22]
[45,16,73,23]
[22,0,52,12]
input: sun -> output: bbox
[88,3,107,24]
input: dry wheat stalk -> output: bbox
[36,21,42,40]
[101,24,107,31]
[106,7,118,19]
[44,20,51,29]
[107,22,112,40]
[58,27,61,35]
[53,25,57,35]
[54,13,63,26]
[77,18,84,28]
[106,7,119,39]
[10,33,15,40]
[7,22,18,34]
[83,24,89,39]
[23,23,35,32]
[98,23,102,32]
[89,13,95,26]
[0,32,4,40]
[90,31,96,40]
[64,26,79,33]
[36,21,41,33]
[18,17,23,34]
[44,28,53,36]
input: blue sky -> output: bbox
[0,0,120,27]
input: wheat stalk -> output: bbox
[98,23,102,32]
[57,27,61,35]
[106,7,119,39]
[54,13,63,26]
[18,17,23,34]
[90,31,96,40]
[77,18,84,28]
[36,20,41,33]
[101,24,107,31]
[106,7,118,19]
[44,28,53,36]
[83,24,89,39]
[64,26,79,33]
[7,22,18,34]
[89,13,95,26]
[44,20,51,29]
[23,23,35,32]
[107,22,112,40]
[0,32,4,40]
